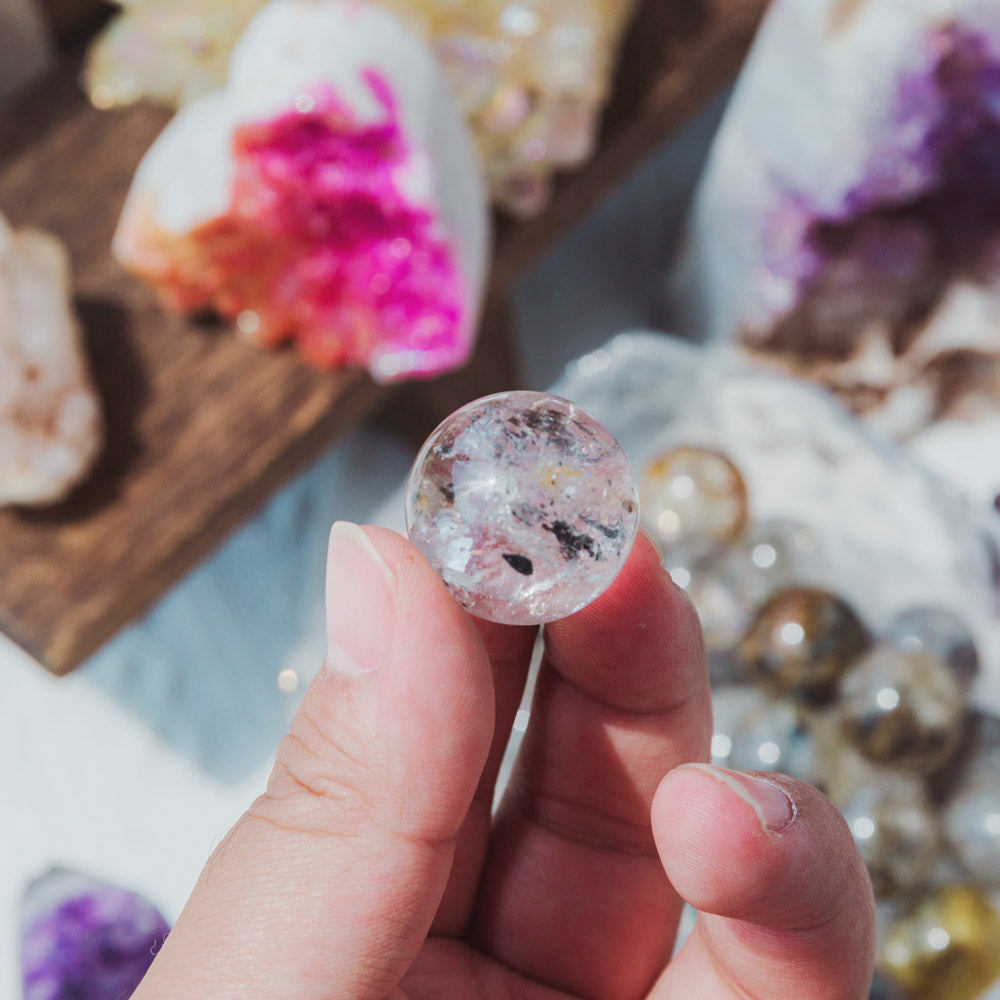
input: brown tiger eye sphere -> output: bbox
[737,586,869,704]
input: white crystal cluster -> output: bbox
[0,215,102,506]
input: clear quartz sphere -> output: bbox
[838,645,965,774]
[835,773,941,897]
[943,767,1000,887]
[690,519,812,654]
[886,606,979,689]
[405,391,639,624]
[728,697,819,784]
[639,446,748,557]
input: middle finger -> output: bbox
[470,532,712,1000]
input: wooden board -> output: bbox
[0,0,767,674]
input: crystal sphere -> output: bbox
[929,711,1000,802]
[728,698,819,784]
[405,391,639,625]
[838,646,964,774]
[880,886,1000,1000]
[942,763,1000,888]
[690,519,812,653]
[869,970,915,1000]
[886,607,979,689]
[737,586,870,704]
[639,446,748,557]
[709,684,770,769]
[728,518,817,594]
[836,773,941,897]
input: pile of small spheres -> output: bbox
[640,445,1000,1000]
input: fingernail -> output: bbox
[681,763,797,833]
[325,521,396,674]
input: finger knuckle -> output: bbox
[258,712,379,838]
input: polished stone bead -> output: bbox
[836,773,941,897]
[880,886,1000,1000]
[886,607,979,689]
[838,646,964,774]
[732,518,818,586]
[405,391,639,624]
[639,446,749,557]
[737,586,869,704]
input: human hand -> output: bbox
[132,522,876,1000]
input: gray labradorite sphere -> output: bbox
[405,391,639,625]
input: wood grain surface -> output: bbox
[0,0,767,674]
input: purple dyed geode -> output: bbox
[21,869,169,1000]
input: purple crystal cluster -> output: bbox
[761,23,1000,367]
[22,869,169,1000]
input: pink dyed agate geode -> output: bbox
[114,0,488,383]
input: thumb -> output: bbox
[134,523,495,1000]
[650,764,876,1000]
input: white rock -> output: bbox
[0,215,102,506]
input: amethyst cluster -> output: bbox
[675,2,1000,510]
[21,869,170,1000]
[763,23,1000,369]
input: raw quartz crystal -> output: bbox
[83,0,264,109]
[22,868,169,1000]
[84,0,637,216]
[671,0,1000,507]
[113,0,488,383]
[0,213,102,506]
[379,0,638,215]
[405,391,639,625]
